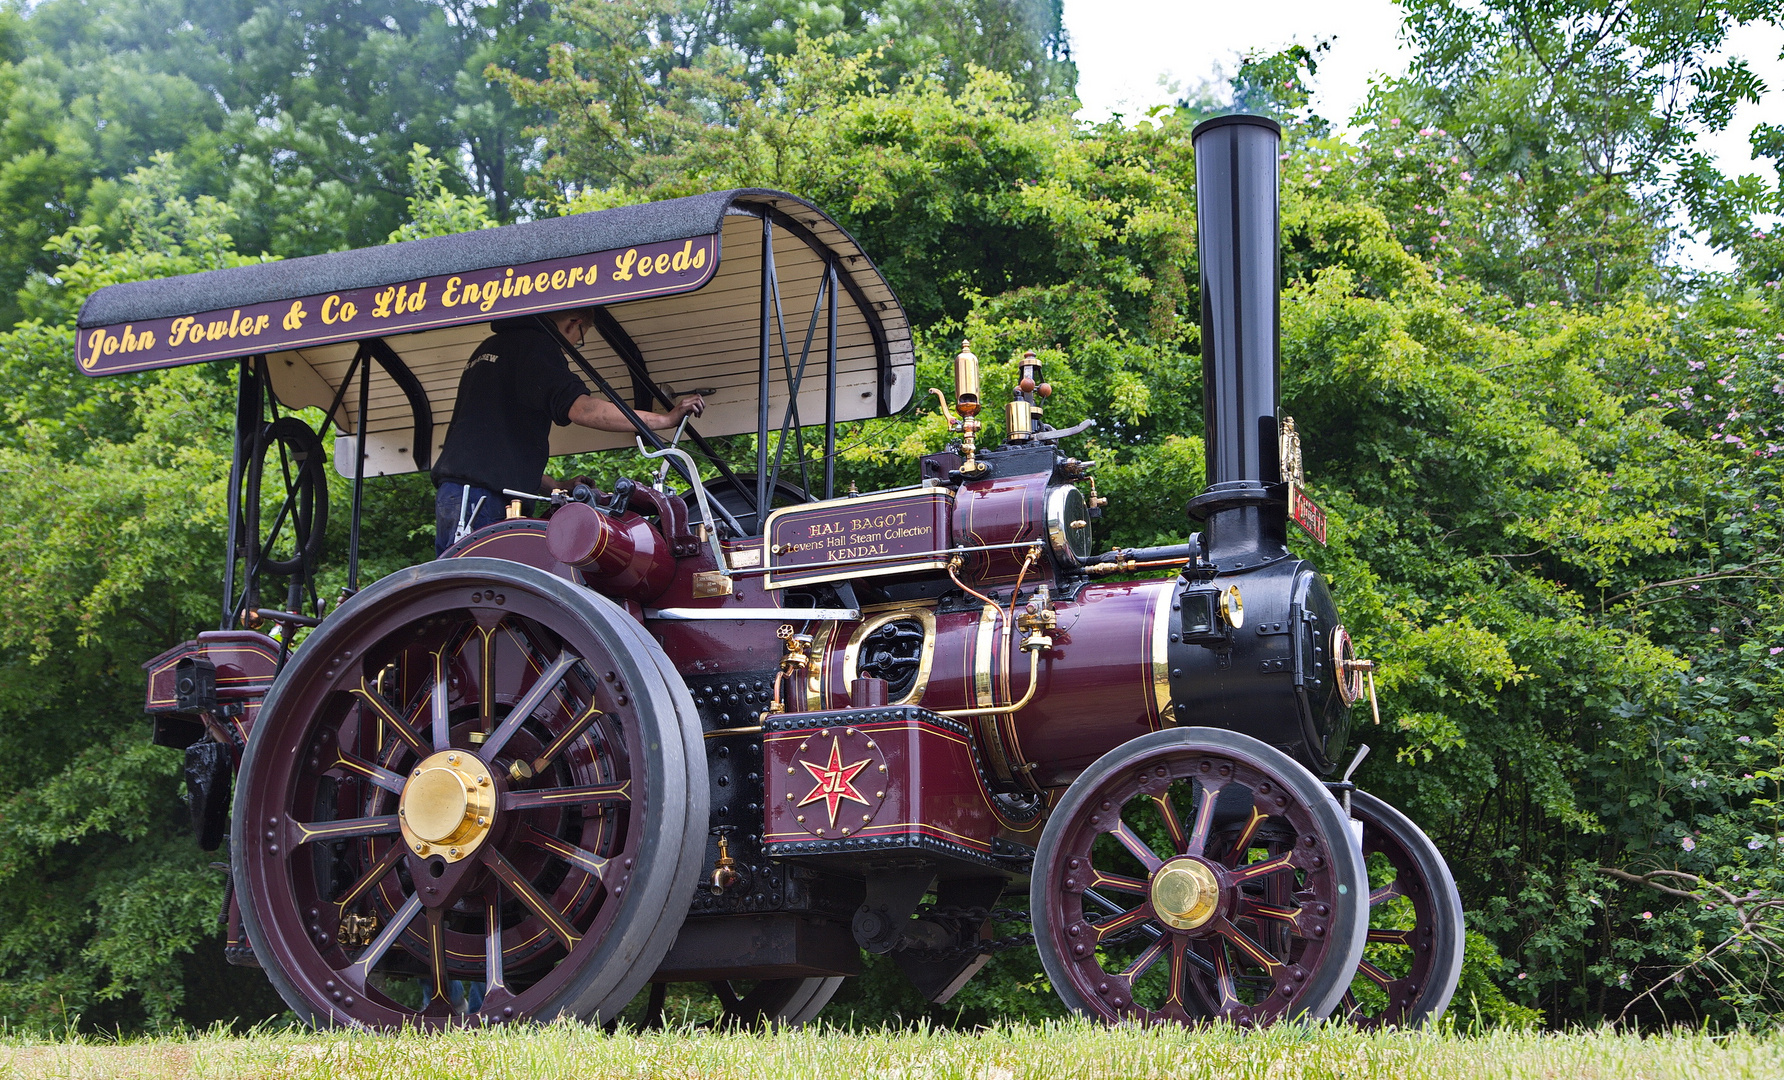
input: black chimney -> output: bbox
[1188,114,1287,569]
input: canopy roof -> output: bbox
[75,189,915,477]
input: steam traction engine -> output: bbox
[94,117,1464,1029]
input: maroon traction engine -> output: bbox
[87,116,1464,1029]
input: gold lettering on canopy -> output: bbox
[75,232,719,376]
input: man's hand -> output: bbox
[672,393,705,421]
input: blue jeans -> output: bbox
[435,482,504,556]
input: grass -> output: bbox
[1,1021,1781,1080]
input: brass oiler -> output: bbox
[1006,349,1049,443]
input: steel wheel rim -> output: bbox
[1035,727,1366,1027]
[234,560,691,1028]
[1338,789,1464,1029]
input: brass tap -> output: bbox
[710,831,742,893]
[1017,585,1059,633]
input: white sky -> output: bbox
[1061,1,1784,269]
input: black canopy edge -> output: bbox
[76,189,873,331]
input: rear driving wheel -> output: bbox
[232,558,706,1028]
[1033,727,1367,1027]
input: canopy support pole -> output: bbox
[825,259,838,500]
[757,215,772,527]
[768,265,828,501]
[347,353,370,595]
[220,357,257,629]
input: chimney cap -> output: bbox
[1190,113,1283,140]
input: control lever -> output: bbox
[653,388,716,490]
[636,437,729,573]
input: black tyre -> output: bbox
[231,558,707,1027]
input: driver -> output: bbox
[431,306,703,554]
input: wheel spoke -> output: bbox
[352,680,429,755]
[1091,902,1155,942]
[1108,820,1163,872]
[1212,917,1285,974]
[484,847,582,952]
[430,646,452,750]
[1120,933,1170,981]
[485,887,507,995]
[335,843,406,909]
[519,825,611,879]
[478,626,498,734]
[331,748,406,796]
[1152,792,1188,854]
[291,814,401,845]
[1240,898,1304,930]
[424,906,449,1006]
[1357,958,1394,988]
[1229,850,1296,884]
[527,701,606,775]
[503,780,631,813]
[1183,778,1223,857]
[1163,935,1190,1010]
[1370,880,1407,907]
[1087,869,1150,894]
[1222,805,1268,867]
[351,893,423,979]
[1210,941,1242,1012]
[1368,927,1412,945]
[479,653,579,761]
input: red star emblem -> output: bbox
[796,737,872,828]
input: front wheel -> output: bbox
[231,558,707,1028]
[1338,789,1464,1028]
[1032,727,1368,1027]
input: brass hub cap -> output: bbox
[398,750,496,863]
[1150,857,1222,931]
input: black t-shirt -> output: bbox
[430,319,588,497]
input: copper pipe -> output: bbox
[947,555,1003,612]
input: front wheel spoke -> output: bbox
[1241,898,1304,930]
[1357,958,1395,988]
[484,848,582,951]
[502,780,631,813]
[519,825,611,879]
[1229,850,1297,884]
[1213,917,1285,974]
[528,701,606,774]
[480,653,579,761]
[336,843,406,909]
[1120,933,1170,982]
[1088,869,1150,894]
[1108,821,1163,872]
[1211,942,1242,1011]
[1369,881,1407,907]
[332,749,406,796]
[351,681,429,755]
[1367,927,1412,945]
[1222,806,1269,867]
[1091,902,1154,942]
[292,814,401,846]
[352,893,423,978]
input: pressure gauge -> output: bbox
[1046,484,1093,566]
